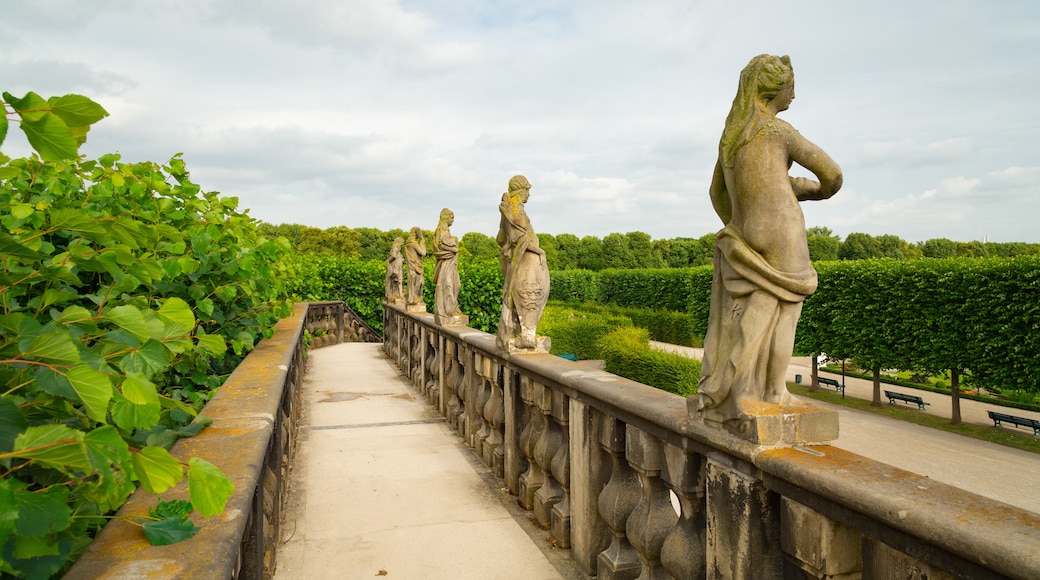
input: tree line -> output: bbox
[259,222,1040,268]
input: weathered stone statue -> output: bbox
[385,237,404,304]
[405,226,427,312]
[695,55,842,438]
[433,208,468,326]
[496,175,550,352]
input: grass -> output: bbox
[788,383,1040,455]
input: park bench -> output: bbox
[987,410,1040,436]
[884,390,930,410]
[816,377,844,394]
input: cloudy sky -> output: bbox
[3,1,1038,243]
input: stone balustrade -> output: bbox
[384,303,1040,580]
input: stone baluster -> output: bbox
[461,347,483,446]
[444,340,462,430]
[517,375,545,510]
[660,444,706,579]
[532,381,563,529]
[625,427,678,579]
[424,331,438,407]
[481,358,505,473]
[549,390,571,548]
[502,368,526,495]
[467,353,490,446]
[409,324,423,388]
[597,415,641,579]
[455,345,471,439]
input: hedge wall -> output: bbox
[597,327,700,396]
[538,304,633,360]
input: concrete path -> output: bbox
[274,342,574,580]
[651,341,1040,514]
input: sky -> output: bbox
[2,1,1039,244]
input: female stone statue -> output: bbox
[433,208,464,323]
[385,237,404,303]
[496,175,549,351]
[696,55,842,426]
[405,226,427,310]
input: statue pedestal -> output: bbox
[695,400,838,446]
[502,336,551,355]
[435,313,469,327]
[406,302,427,313]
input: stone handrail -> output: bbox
[384,303,1040,579]
[65,301,359,580]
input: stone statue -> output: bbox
[405,226,427,312]
[385,237,404,304]
[433,208,468,326]
[695,55,843,430]
[496,175,550,352]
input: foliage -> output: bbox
[289,254,386,331]
[539,304,632,360]
[548,270,599,303]
[806,226,840,261]
[460,232,498,263]
[838,232,883,260]
[597,327,700,396]
[1,91,293,575]
[548,301,699,348]
[595,268,695,312]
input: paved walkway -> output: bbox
[652,342,1040,514]
[274,342,575,580]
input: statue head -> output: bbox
[720,54,795,166]
[439,208,454,226]
[409,226,422,241]
[508,175,531,202]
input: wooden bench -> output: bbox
[987,410,1040,436]
[884,390,930,410]
[817,377,844,394]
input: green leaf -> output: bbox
[49,207,108,236]
[14,534,61,558]
[54,304,94,325]
[103,305,151,342]
[121,373,157,406]
[34,366,78,399]
[118,339,171,378]
[111,397,161,431]
[130,446,183,494]
[142,515,200,546]
[196,332,226,356]
[11,203,33,219]
[12,424,90,472]
[0,231,40,262]
[37,288,80,311]
[23,331,81,365]
[157,297,195,333]
[19,111,78,161]
[3,91,48,116]
[67,365,114,423]
[187,458,234,517]
[0,108,8,146]
[0,398,28,453]
[46,94,109,127]
[83,426,135,512]
[0,479,20,548]
[14,485,71,537]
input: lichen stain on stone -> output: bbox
[99,559,182,578]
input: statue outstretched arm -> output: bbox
[786,125,842,201]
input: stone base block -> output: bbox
[434,313,469,326]
[699,401,838,446]
[503,335,552,354]
[405,302,427,313]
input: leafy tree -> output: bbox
[554,233,581,270]
[626,231,665,268]
[806,226,840,261]
[602,232,634,269]
[461,232,499,262]
[919,238,957,258]
[537,233,560,271]
[955,240,988,258]
[876,234,921,260]
[296,226,361,257]
[258,222,305,248]
[577,235,605,271]
[838,232,883,260]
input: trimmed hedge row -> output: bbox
[597,327,700,396]
[539,304,633,360]
[549,301,701,348]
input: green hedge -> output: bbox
[539,304,633,360]
[548,301,701,347]
[597,327,700,396]
[548,269,599,303]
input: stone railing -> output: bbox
[66,301,362,580]
[306,300,382,346]
[384,303,1040,580]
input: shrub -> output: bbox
[539,304,632,360]
[597,327,700,396]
